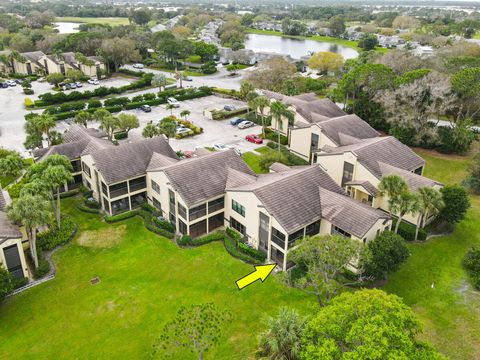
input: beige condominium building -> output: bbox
[0,190,29,280]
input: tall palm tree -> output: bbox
[142,122,160,138]
[180,110,191,121]
[390,191,419,233]
[7,194,51,268]
[43,165,73,228]
[74,110,93,128]
[378,175,409,216]
[256,307,306,360]
[270,101,294,153]
[35,114,56,146]
[158,119,177,143]
[166,103,176,116]
[251,96,270,138]
[415,187,444,240]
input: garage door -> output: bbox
[3,244,24,279]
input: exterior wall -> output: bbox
[0,238,29,279]
[80,62,106,78]
[289,125,336,162]
[316,152,358,185]
[40,56,61,75]
[13,60,43,75]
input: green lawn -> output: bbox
[385,148,480,360]
[55,17,130,26]
[246,28,388,53]
[0,198,312,359]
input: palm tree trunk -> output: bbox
[261,114,266,138]
[277,131,281,153]
[30,227,39,269]
[414,213,423,241]
[394,215,403,233]
[56,188,61,228]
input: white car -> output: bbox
[75,82,83,88]
[213,143,229,151]
[88,79,100,85]
[167,97,180,108]
[6,80,16,86]
[238,121,255,129]
[133,63,144,69]
[177,128,191,135]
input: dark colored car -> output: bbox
[0,83,8,88]
[224,105,236,111]
[230,117,245,125]
[140,104,152,112]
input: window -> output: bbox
[331,225,351,238]
[151,180,160,194]
[208,197,224,213]
[305,220,320,237]
[414,166,423,175]
[71,160,81,172]
[311,133,319,150]
[82,162,91,177]
[153,197,162,211]
[109,182,128,198]
[129,176,146,192]
[111,197,129,215]
[169,189,175,204]
[101,182,108,197]
[189,203,206,221]
[178,203,187,220]
[103,197,110,213]
[230,217,246,235]
[190,220,207,238]
[130,192,147,209]
[208,212,224,232]
[232,200,245,217]
[341,162,354,187]
[288,228,304,248]
[271,227,286,249]
[178,219,187,235]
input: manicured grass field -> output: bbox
[385,148,480,360]
[55,17,130,26]
[0,199,312,359]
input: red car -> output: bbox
[245,134,263,144]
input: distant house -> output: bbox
[12,51,45,75]
[0,190,29,280]
[412,46,435,58]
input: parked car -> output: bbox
[14,79,22,85]
[75,82,82,88]
[0,82,8,88]
[167,97,180,108]
[177,128,191,135]
[183,76,193,81]
[6,80,16,86]
[140,104,151,112]
[230,117,245,125]
[245,134,263,144]
[184,150,195,158]
[133,63,144,69]
[213,143,229,151]
[68,83,77,89]
[238,121,255,129]
[224,105,236,111]
[88,78,100,85]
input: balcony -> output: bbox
[129,176,146,193]
[109,182,128,199]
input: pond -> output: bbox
[54,22,80,34]
[245,33,358,60]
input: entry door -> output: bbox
[3,245,24,279]
[258,213,269,254]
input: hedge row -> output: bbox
[396,220,427,242]
[76,203,101,214]
[177,231,225,247]
[223,234,259,264]
[211,107,248,120]
[37,216,78,251]
[36,73,154,106]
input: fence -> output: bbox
[7,274,55,297]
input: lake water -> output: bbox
[245,33,358,60]
[54,22,80,34]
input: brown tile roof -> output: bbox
[269,162,292,173]
[319,188,389,238]
[147,152,179,171]
[93,137,178,184]
[322,136,425,179]
[0,191,21,239]
[158,149,255,207]
[20,51,45,64]
[378,162,442,190]
[319,114,379,146]
[345,180,378,196]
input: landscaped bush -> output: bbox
[33,255,50,279]
[76,203,101,214]
[105,210,139,223]
[104,97,130,107]
[212,88,241,98]
[395,220,427,242]
[37,216,78,251]
[23,88,34,95]
[59,189,80,198]
[177,232,225,247]
[226,227,241,241]
[24,97,34,108]
[87,100,102,109]
[118,68,145,77]
[114,131,128,140]
[463,247,480,290]
[238,242,267,261]
[224,234,258,264]
[264,128,289,145]
[211,107,248,120]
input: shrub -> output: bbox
[264,128,288,145]
[104,97,129,107]
[463,247,480,290]
[24,97,34,108]
[104,211,139,223]
[59,189,80,198]
[88,100,102,109]
[0,268,14,302]
[33,255,50,279]
[238,242,267,261]
[114,131,128,140]
[396,220,427,242]
[439,185,470,225]
[224,235,257,264]
[76,203,101,214]
[177,235,193,246]
[23,88,34,95]
[37,216,78,251]
[211,107,248,120]
[226,227,241,241]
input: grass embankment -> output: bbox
[0,198,312,359]
[246,28,388,53]
[385,147,480,360]
[55,17,130,26]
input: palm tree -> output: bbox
[158,119,177,143]
[251,96,270,138]
[378,175,409,216]
[142,122,160,138]
[74,110,93,128]
[166,103,176,116]
[95,110,118,141]
[43,165,73,228]
[415,187,444,240]
[269,101,294,153]
[390,191,419,233]
[180,110,191,121]
[35,114,56,146]
[7,194,51,268]
[256,307,306,360]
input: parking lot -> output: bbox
[127,95,264,154]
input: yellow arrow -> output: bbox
[236,264,277,290]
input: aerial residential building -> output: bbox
[225,164,391,270]
[0,190,29,280]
